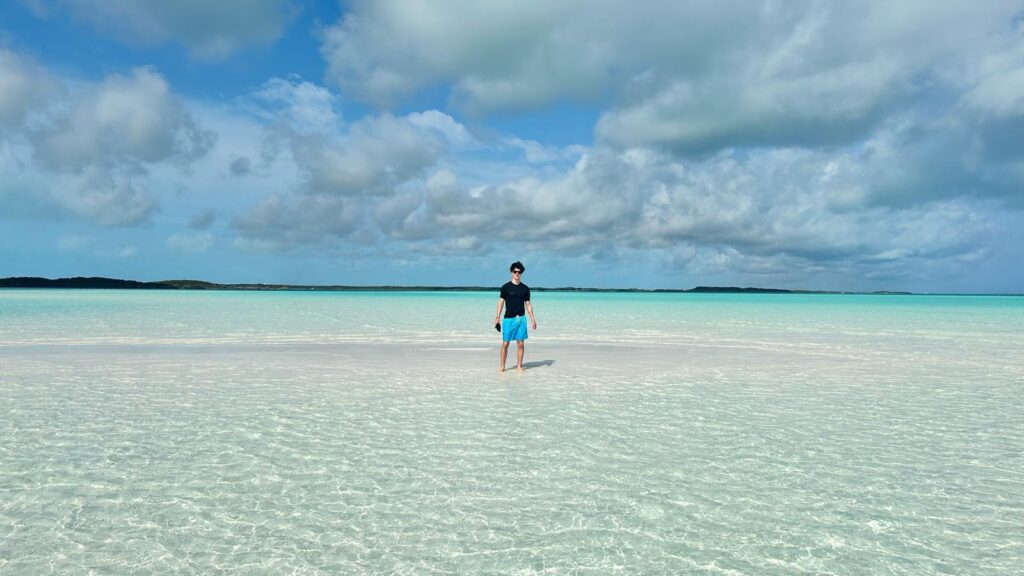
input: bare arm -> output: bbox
[494,298,504,325]
[526,301,537,329]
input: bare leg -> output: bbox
[516,341,525,372]
[499,341,510,372]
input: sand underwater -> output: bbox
[1,290,1022,574]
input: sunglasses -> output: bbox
[512,270,523,274]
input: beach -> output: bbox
[2,290,1023,574]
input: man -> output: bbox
[494,261,538,372]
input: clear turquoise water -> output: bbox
[1,290,1022,574]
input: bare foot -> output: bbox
[516,366,524,373]
[499,367,505,373]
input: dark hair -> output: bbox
[509,261,525,273]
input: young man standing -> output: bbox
[494,261,538,372]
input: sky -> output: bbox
[1,1,1023,292]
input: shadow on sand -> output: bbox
[521,360,555,370]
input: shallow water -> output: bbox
[1,290,1022,574]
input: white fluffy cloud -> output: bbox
[231,104,464,249]
[314,0,1024,269]
[245,77,342,135]
[30,0,298,60]
[323,1,1022,155]
[228,123,998,285]
[507,138,585,164]
[33,67,214,172]
[47,165,158,226]
[595,57,904,153]
[321,0,627,111]
[4,2,1019,290]
[398,147,990,266]
[407,110,478,150]
[0,51,215,227]
[0,49,60,128]
[955,38,1024,119]
[232,193,362,252]
[217,48,1011,281]
[293,114,446,196]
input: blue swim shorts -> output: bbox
[501,315,529,342]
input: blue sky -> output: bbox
[1,1,1023,292]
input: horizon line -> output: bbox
[1,276,1022,296]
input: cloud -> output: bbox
[406,110,478,149]
[33,0,299,60]
[245,76,343,135]
[428,145,994,280]
[0,48,60,128]
[4,1,1019,291]
[320,0,617,111]
[167,233,213,253]
[26,67,214,227]
[507,137,586,164]
[0,50,216,227]
[322,1,1022,154]
[310,0,1024,278]
[232,193,362,252]
[33,67,215,172]
[959,44,1024,119]
[47,165,158,226]
[846,111,1024,209]
[289,113,447,196]
[219,40,1012,278]
[240,78,454,195]
[229,156,252,176]
[595,57,905,153]
[188,209,216,230]
[592,2,1016,153]
[231,108,461,250]
[225,121,1000,286]
[53,232,137,258]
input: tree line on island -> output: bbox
[0,276,914,294]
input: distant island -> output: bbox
[0,276,915,294]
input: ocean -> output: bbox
[1,290,1022,574]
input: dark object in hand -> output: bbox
[495,322,501,332]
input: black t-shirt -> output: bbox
[500,281,531,318]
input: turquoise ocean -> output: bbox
[1,290,1023,574]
